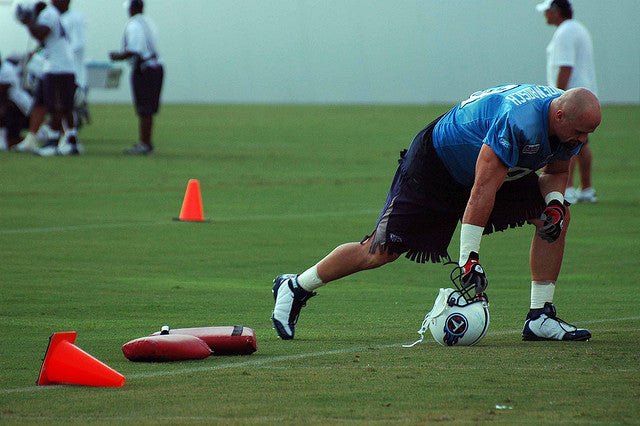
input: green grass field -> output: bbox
[1,103,639,424]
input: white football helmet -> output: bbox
[404,288,490,347]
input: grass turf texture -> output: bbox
[1,103,639,423]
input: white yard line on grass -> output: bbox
[2,315,639,395]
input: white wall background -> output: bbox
[1,0,639,104]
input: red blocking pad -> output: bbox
[152,326,257,355]
[122,334,212,362]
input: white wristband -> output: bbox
[545,191,564,205]
[459,223,483,267]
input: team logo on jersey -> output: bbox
[522,144,540,154]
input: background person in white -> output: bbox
[109,0,164,155]
[59,0,89,128]
[537,0,598,203]
[14,0,81,156]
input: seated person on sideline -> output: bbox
[271,84,601,343]
[0,53,34,150]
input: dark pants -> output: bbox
[132,64,164,116]
[35,73,76,113]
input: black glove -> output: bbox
[460,251,488,295]
[537,200,566,243]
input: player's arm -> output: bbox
[457,144,508,294]
[556,66,572,91]
[110,24,144,62]
[109,50,136,61]
[462,144,508,235]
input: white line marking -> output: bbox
[2,315,638,394]
[0,209,381,235]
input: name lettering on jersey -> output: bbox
[505,86,562,106]
[522,144,540,154]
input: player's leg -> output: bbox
[524,207,590,341]
[271,237,401,340]
[315,236,401,284]
[576,143,596,202]
[564,157,579,203]
[12,85,45,153]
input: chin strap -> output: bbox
[403,288,454,348]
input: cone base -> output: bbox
[38,332,77,386]
[172,217,211,222]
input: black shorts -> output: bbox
[0,101,29,140]
[365,116,546,264]
[34,73,76,113]
[132,64,164,116]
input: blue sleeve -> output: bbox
[483,114,519,168]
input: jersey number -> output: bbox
[460,84,520,108]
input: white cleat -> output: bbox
[522,303,591,341]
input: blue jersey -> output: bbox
[432,84,581,186]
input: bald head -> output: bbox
[556,88,601,129]
[549,88,601,143]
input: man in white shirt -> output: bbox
[14,0,82,155]
[537,0,598,203]
[110,0,164,155]
[59,0,89,127]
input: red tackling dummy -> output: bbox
[122,334,212,362]
[151,326,258,355]
[122,325,257,362]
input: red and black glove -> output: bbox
[461,252,488,295]
[537,200,566,243]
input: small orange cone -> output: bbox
[173,179,210,222]
[37,332,125,387]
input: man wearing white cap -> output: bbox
[110,0,164,155]
[537,0,598,203]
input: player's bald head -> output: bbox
[556,88,601,131]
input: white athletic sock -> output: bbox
[48,130,61,144]
[297,264,325,292]
[530,281,555,309]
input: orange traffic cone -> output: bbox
[37,332,125,387]
[173,179,210,222]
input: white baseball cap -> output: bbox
[536,0,554,12]
[536,0,572,12]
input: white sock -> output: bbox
[23,132,39,147]
[530,281,555,309]
[0,128,7,149]
[297,264,325,292]
[48,130,61,143]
